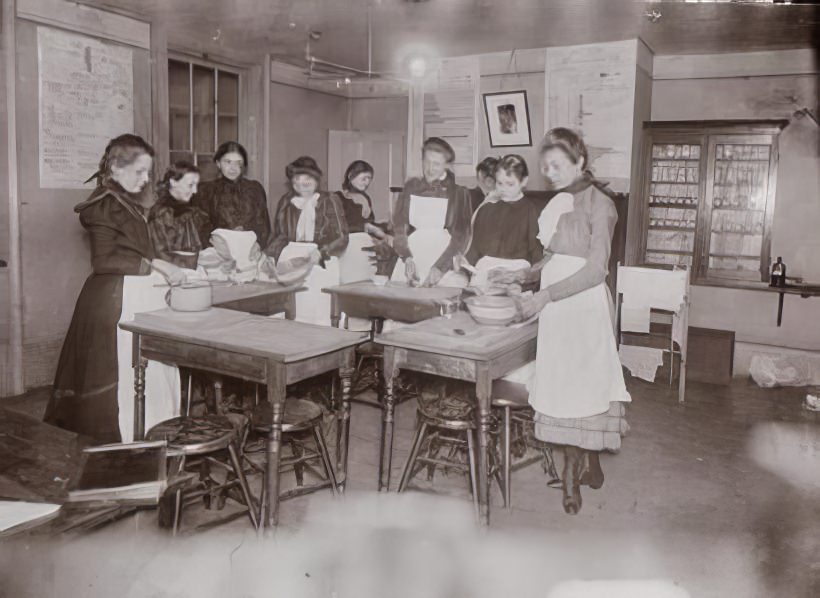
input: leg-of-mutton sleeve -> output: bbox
[80,205,153,276]
[248,180,272,249]
[545,192,617,301]
[316,192,349,260]
[433,185,472,273]
[266,192,293,261]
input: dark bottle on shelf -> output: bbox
[770,257,786,287]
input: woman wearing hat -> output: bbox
[266,156,348,325]
[391,137,472,287]
[492,127,630,515]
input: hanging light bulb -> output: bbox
[408,56,427,78]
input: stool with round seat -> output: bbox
[146,414,258,534]
[398,397,502,519]
[491,379,558,510]
[250,398,338,516]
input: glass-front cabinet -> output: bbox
[639,121,784,287]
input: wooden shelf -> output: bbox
[649,226,696,232]
[649,202,698,209]
[646,249,694,255]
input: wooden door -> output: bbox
[328,130,405,222]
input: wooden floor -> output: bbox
[0,377,818,597]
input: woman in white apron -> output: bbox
[266,156,348,325]
[493,128,630,515]
[45,135,183,444]
[391,137,472,288]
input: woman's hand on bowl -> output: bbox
[152,259,186,286]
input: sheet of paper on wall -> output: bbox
[37,26,134,189]
[544,40,638,186]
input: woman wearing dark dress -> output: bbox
[44,135,185,444]
[457,155,544,285]
[148,161,210,268]
[334,160,375,233]
[391,137,472,287]
[193,141,272,248]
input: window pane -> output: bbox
[192,65,215,153]
[706,142,772,279]
[217,71,239,146]
[196,153,219,182]
[168,60,190,151]
[645,143,702,268]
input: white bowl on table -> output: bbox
[371,274,389,286]
[464,295,517,326]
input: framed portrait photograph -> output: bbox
[483,90,532,148]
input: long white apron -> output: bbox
[280,241,339,326]
[391,194,453,285]
[528,254,630,418]
[117,271,181,442]
[339,232,377,284]
[504,192,630,418]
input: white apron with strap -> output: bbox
[117,271,181,442]
[505,192,630,418]
[279,241,339,326]
[391,194,452,284]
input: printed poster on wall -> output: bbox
[423,56,480,178]
[545,40,637,187]
[38,26,134,189]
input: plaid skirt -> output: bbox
[534,402,629,452]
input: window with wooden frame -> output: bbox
[638,121,785,288]
[168,58,240,180]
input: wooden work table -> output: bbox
[211,280,304,318]
[324,281,463,328]
[375,311,538,526]
[120,308,366,527]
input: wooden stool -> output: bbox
[492,379,558,510]
[147,414,258,535]
[398,402,501,520]
[250,398,338,517]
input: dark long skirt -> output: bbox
[44,273,124,444]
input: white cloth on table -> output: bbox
[279,241,338,326]
[209,229,260,282]
[618,344,665,382]
[470,256,531,291]
[117,271,180,443]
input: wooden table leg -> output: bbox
[337,351,356,492]
[132,333,147,441]
[330,294,341,328]
[475,362,492,526]
[264,361,286,528]
[378,346,398,492]
[285,291,297,321]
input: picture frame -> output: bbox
[483,90,532,148]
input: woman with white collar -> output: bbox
[266,156,348,325]
[455,154,543,290]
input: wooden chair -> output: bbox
[147,414,258,535]
[615,264,690,403]
[249,398,338,517]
